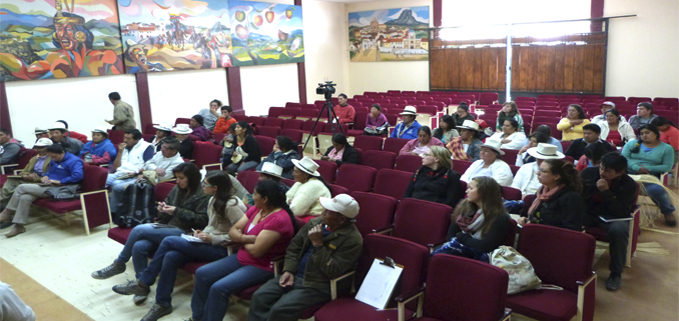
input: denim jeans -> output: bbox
[643,182,676,215]
[191,254,273,321]
[225,161,259,175]
[138,236,231,307]
[106,173,136,213]
[116,224,184,278]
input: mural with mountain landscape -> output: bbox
[228,1,304,66]
[117,0,233,73]
[349,6,429,62]
[0,0,124,81]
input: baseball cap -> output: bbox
[319,194,360,219]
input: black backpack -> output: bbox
[114,181,157,228]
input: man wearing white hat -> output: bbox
[172,124,194,159]
[447,119,484,161]
[0,138,53,215]
[79,127,118,166]
[48,122,84,155]
[591,101,627,124]
[150,122,173,152]
[511,143,565,198]
[34,127,49,142]
[389,106,422,140]
[460,138,513,186]
[249,194,363,321]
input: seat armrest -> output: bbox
[330,270,356,300]
[396,286,425,321]
[272,255,285,277]
[0,164,18,175]
[202,163,223,171]
[501,308,512,321]
[373,226,393,235]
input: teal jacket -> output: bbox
[621,140,674,176]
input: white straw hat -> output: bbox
[527,143,565,160]
[257,162,284,179]
[457,120,481,131]
[154,122,174,132]
[480,138,505,155]
[400,106,417,116]
[172,124,193,134]
[292,157,321,177]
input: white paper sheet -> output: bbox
[355,258,403,309]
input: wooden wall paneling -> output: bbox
[511,46,521,91]
[583,45,595,92]
[498,47,506,91]
[544,46,556,92]
[473,47,483,89]
[449,49,459,90]
[563,45,575,92]
[536,46,548,91]
[480,47,489,90]
[462,47,473,89]
[573,45,586,92]
[553,45,566,92]
[593,45,605,93]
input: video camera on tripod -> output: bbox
[316,81,336,100]
[302,81,343,153]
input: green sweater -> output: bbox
[158,186,210,232]
[621,140,675,176]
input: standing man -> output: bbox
[0,129,23,165]
[333,94,356,125]
[249,194,363,321]
[390,106,422,140]
[48,122,84,156]
[107,92,137,131]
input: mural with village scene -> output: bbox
[118,0,233,73]
[0,0,124,81]
[348,6,429,62]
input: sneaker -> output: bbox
[140,303,173,321]
[91,260,126,279]
[606,273,622,291]
[134,294,148,306]
[112,280,150,296]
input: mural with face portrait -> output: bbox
[0,0,124,81]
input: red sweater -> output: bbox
[333,104,356,124]
[660,125,679,151]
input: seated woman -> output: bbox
[460,138,513,186]
[447,120,484,161]
[518,159,584,231]
[187,179,296,321]
[490,119,527,150]
[189,115,211,141]
[651,116,679,166]
[451,102,475,127]
[433,176,510,261]
[321,133,358,166]
[516,132,548,166]
[110,171,246,320]
[433,115,460,144]
[257,136,300,179]
[403,146,462,207]
[622,124,677,226]
[172,124,194,159]
[557,104,591,141]
[149,122,173,151]
[600,109,635,147]
[90,163,210,305]
[364,104,389,136]
[576,142,611,171]
[80,127,117,166]
[496,101,524,133]
[286,157,332,222]
[226,121,261,175]
[399,126,445,156]
[0,144,83,238]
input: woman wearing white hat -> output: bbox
[286,157,332,222]
[79,127,118,166]
[0,138,53,217]
[389,106,422,140]
[446,120,484,161]
[151,122,174,152]
[460,138,513,186]
[172,124,194,159]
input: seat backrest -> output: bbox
[263,118,285,128]
[174,118,191,126]
[499,149,519,165]
[424,254,508,321]
[353,135,383,151]
[81,164,108,192]
[503,218,518,246]
[335,164,376,193]
[16,149,38,169]
[282,119,304,130]
[236,170,260,194]
[246,116,266,126]
[452,160,472,174]
[192,142,223,168]
[383,138,410,154]
[351,191,397,237]
[393,198,452,248]
[517,224,596,293]
[280,129,304,144]
[315,160,338,183]
[478,92,499,105]
[257,125,280,139]
[108,130,125,145]
[501,186,522,201]
[254,135,276,157]
[362,150,396,171]
[267,107,285,118]
[357,235,429,305]
[328,183,349,197]
[394,154,424,173]
[373,169,413,200]
[155,181,176,201]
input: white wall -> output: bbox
[147,69,228,126]
[5,74,139,147]
[345,0,433,97]
[604,0,679,98]
[241,64,299,116]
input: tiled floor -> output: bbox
[0,207,677,321]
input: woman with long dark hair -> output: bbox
[496,101,524,133]
[187,179,297,321]
[557,104,590,141]
[399,126,445,156]
[91,163,210,304]
[321,133,359,166]
[432,115,459,144]
[600,109,635,147]
[519,159,584,231]
[433,176,510,261]
[226,121,261,174]
[109,171,247,320]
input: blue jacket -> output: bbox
[46,152,84,184]
[256,150,301,179]
[390,121,422,140]
[80,138,118,165]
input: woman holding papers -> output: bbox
[90,163,210,305]
[433,176,510,261]
[108,171,246,321]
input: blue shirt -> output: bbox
[295,225,331,278]
[33,155,48,176]
[45,152,84,184]
[390,120,422,140]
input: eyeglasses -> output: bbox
[538,168,552,174]
[422,153,433,157]
[201,181,213,187]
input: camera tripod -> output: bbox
[302,99,345,155]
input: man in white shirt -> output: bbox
[106,129,154,214]
[591,101,627,124]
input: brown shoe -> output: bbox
[6,225,25,238]
[0,211,12,223]
[665,214,677,227]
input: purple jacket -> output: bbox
[190,126,211,141]
[365,113,389,128]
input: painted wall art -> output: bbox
[348,7,429,62]
[0,0,125,81]
[228,1,304,66]
[117,0,233,73]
